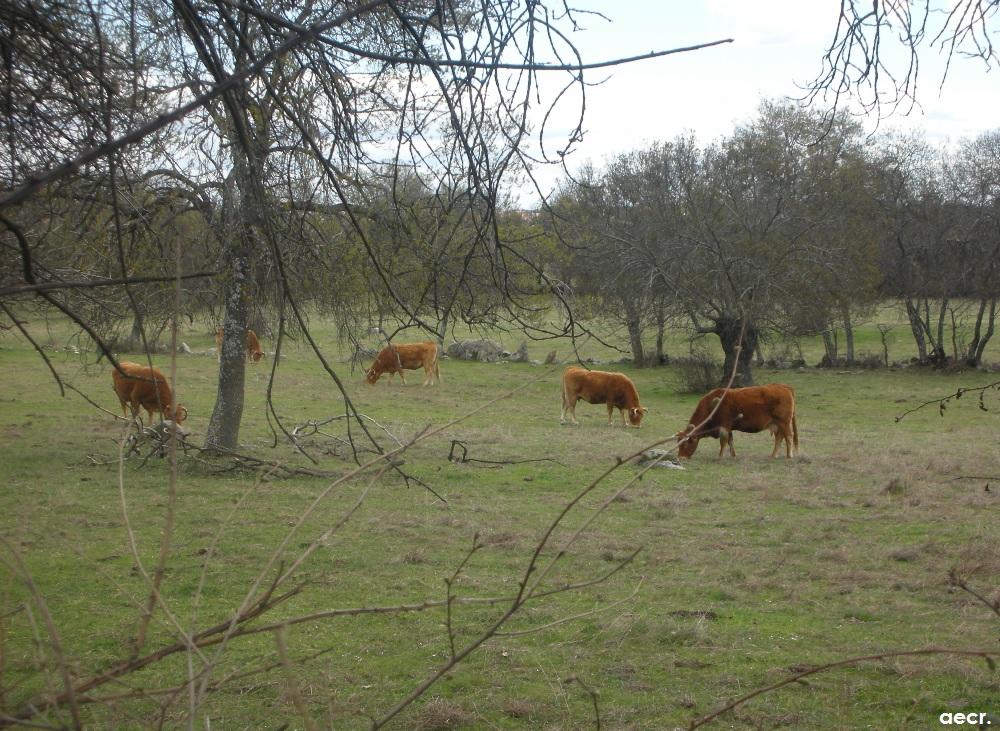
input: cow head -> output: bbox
[365,367,380,385]
[627,406,648,427]
[675,424,699,458]
[250,349,264,363]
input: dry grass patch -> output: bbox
[411,697,476,730]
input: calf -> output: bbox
[561,367,647,427]
[366,341,441,386]
[675,383,797,458]
[215,328,264,363]
[112,361,188,426]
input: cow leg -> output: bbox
[399,370,407,385]
[769,423,786,458]
[606,404,615,426]
[778,422,794,458]
[717,428,733,458]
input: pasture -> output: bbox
[1,315,998,729]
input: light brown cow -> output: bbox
[215,328,264,363]
[560,367,647,427]
[366,341,441,386]
[112,361,187,425]
[675,383,798,459]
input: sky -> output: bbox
[516,0,1000,205]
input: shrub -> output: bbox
[674,348,721,394]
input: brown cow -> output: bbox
[215,328,264,363]
[366,341,441,386]
[560,367,647,427]
[112,361,188,426]
[675,383,797,459]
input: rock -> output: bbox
[179,342,192,354]
[636,449,684,469]
[509,341,530,363]
[446,339,503,362]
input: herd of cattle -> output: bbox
[110,337,799,459]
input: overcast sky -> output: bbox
[516,1,999,206]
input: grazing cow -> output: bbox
[560,367,648,427]
[215,328,264,363]
[675,383,797,459]
[366,341,441,386]
[112,361,188,426]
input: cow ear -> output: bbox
[710,397,721,407]
[688,423,696,430]
[640,407,649,414]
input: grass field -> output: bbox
[1,312,998,730]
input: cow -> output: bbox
[675,383,797,459]
[215,328,264,363]
[111,361,188,426]
[366,341,441,386]
[560,367,648,427]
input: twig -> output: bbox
[895,379,1000,422]
[689,648,1000,729]
[497,577,643,637]
[273,626,318,731]
[447,440,567,468]
[446,534,483,660]
[564,674,601,731]
[0,539,82,730]
[948,569,1000,620]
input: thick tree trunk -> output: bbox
[716,315,758,386]
[205,246,251,451]
[205,153,260,450]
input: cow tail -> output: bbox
[792,411,799,451]
[434,344,441,383]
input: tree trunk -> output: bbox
[935,297,948,358]
[205,244,251,451]
[716,315,757,386]
[841,304,855,365]
[821,328,838,366]
[436,307,451,347]
[967,296,997,367]
[904,298,928,363]
[625,299,644,366]
[654,299,667,365]
[205,153,259,450]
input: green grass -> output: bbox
[0,311,998,729]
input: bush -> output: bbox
[674,348,721,394]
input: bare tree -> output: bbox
[804,0,1000,126]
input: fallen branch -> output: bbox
[447,440,567,468]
